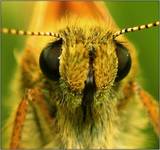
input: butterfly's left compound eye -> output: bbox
[115,43,131,82]
[39,38,63,81]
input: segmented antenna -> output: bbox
[113,20,160,38]
[0,28,60,38]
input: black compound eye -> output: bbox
[39,38,63,81]
[115,43,131,82]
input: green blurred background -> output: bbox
[1,1,159,148]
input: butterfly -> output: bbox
[1,1,159,149]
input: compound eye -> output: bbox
[39,38,63,81]
[115,43,131,82]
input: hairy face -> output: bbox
[39,26,131,113]
[60,27,118,92]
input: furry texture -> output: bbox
[2,18,152,149]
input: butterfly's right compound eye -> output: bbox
[39,38,63,81]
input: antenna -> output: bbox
[113,20,160,38]
[0,28,60,38]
